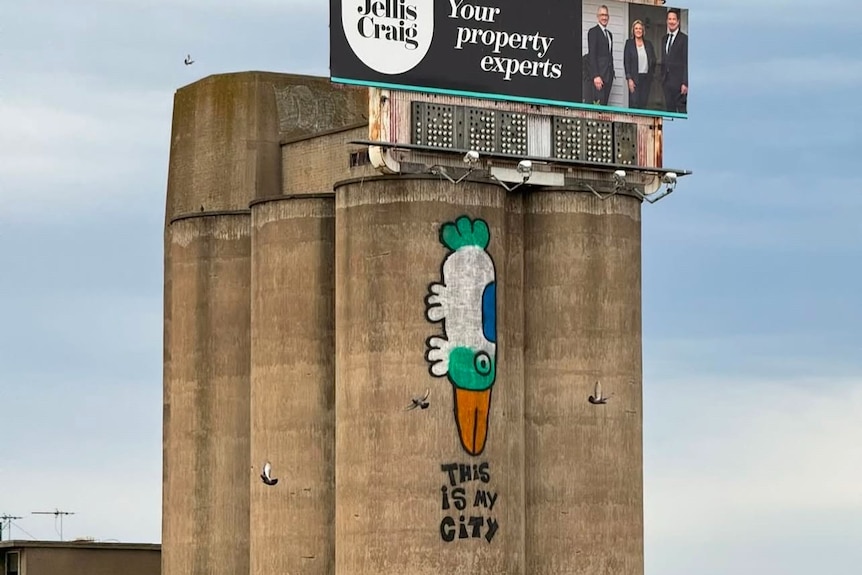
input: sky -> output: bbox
[1,0,861,573]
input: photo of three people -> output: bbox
[583,2,688,114]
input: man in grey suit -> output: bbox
[587,5,615,106]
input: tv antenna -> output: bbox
[32,509,75,541]
[0,514,23,540]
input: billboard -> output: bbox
[330,0,689,119]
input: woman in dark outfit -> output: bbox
[623,20,656,109]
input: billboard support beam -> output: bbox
[350,139,692,179]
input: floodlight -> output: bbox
[517,160,533,177]
[463,150,480,165]
[661,172,677,185]
[613,170,627,184]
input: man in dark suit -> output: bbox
[661,8,688,113]
[587,5,615,106]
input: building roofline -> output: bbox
[0,540,160,551]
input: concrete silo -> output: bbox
[523,192,644,575]
[164,59,683,575]
[333,178,526,575]
[163,72,366,575]
[249,194,336,575]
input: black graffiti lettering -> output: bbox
[473,490,488,508]
[442,485,467,510]
[442,461,491,485]
[452,486,467,511]
[439,462,498,544]
[485,518,499,543]
[477,461,490,483]
[440,516,456,542]
[440,515,499,543]
[458,515,469,539]
[473,489,498,510]
[468,516,484,538]
[441,463,459,486]
[487,491,497,510]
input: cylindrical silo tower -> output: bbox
[334,177,525,575]
[249,195,336,575]
[163,71,366,575]
[164,213,252,575]
[523,191,643,575]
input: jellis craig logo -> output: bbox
[342,0,434,75]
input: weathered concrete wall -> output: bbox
[523,192,643,575]
[249,196,336,575]
[282,125,375,195]
[334,177,525,575]
[163,215,251,575]
[22,546,160,575]
[165,72,367,220]
[164,72,367,575]
[164,71,646,575]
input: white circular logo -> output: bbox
[342,0,434,75]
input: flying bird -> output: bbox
[588,381,612,405]
[260,461,278,486]
[406,388,431,410]
[184,54,194,66]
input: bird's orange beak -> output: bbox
[453,387,492,456]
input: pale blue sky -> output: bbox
[1,1,861,573]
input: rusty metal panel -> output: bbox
[636,123,650,167]
[653,118,664,167]
[527,114,552,157]
[613,122,638,166]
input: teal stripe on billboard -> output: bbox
[330,76,688,120]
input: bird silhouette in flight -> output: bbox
[588,380,612,405]
[184,54,194,66]
[260,461,278,486]
[406,388,431,410]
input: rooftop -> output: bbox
[0,540,160,552]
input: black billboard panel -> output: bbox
[330,0,689,119]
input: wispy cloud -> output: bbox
[642,171,862,252]
[645,375,862,551]
[0,76,172,219]
[695,0,862,28]
[693,57,862,89]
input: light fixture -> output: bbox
[489,158,536,191]
[632,171,680,203]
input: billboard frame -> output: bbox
[330,0,690,120]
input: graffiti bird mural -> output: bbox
[425,216,497,456]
